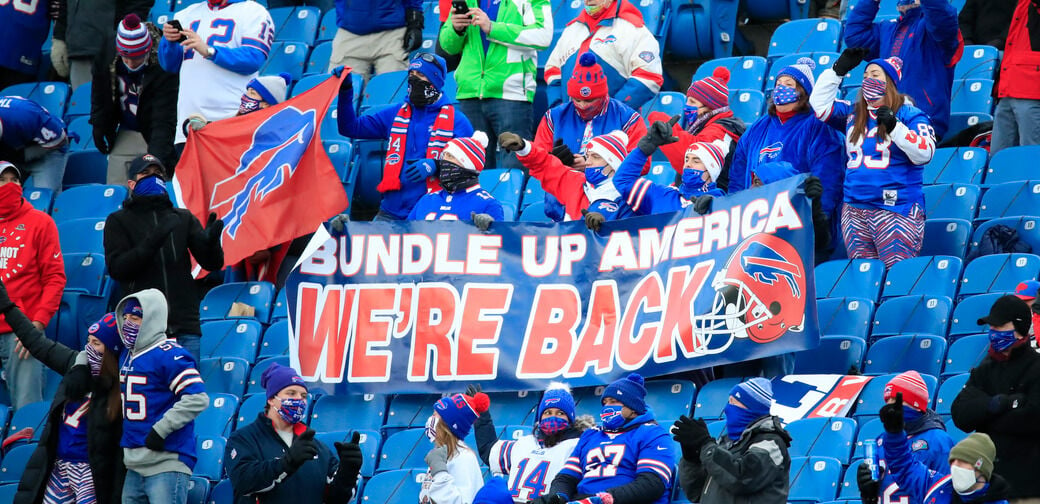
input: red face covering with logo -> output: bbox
[573,96,608,122]
[0,183,23,218]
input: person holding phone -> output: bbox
[325,0,424,80]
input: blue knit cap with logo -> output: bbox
[537,382,576,423]
[602,373,648,414]
[730,377,774,417]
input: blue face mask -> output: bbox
[600,404,626,431]
[682,104,699,128]
[988,328,1018,352]
[133,174,168,197]
[724,403,762,441]
[681,168,707,197]
[773,84,800,106]
[585,166,609,186]
[539,416,570,436]
[278,397,308,425]
[902,405,923,423]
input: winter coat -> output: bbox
[882,428,1011,504]
[103,195,224,336]
[874,410,955,503]
[0,197,65,334]
[950,343,1040,498]
[6,305,124,504]
[648,108,745,192]
[997,0,1040,99]
[90,22,179,170]
[678,415,792,504]
[958,0,1016,49]
[515,141,634,221]
[53,0,151,59]
[335,0,421,35]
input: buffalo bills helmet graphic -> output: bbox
[693,233,806,344]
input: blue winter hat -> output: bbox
[260,362,307,399]
[247,72,292,105]
[474,476,513,504]
[408,52,447,92]
[730,378,773,416]
[123,298,143,318]
[434,392,490,439]
[777,57,817,96]
[537,382,576,424]
[87,313,121,353]
[602,373,647,414]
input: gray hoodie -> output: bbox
[117,288,209,476]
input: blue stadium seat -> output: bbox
[200,282,276,323]
[54,291,107,350]
[922,184,979,221]
[956,45,999,80]
[316,429,382,477]
[63,252,108,296]
[945,418,969,444]
[276,6,320,45]
[943,333,988,377]
[208,478,233,504]
[247,356,288,396]
[817,297,874,340]
[310,394,386,432]
[259,319,289,357]
[269,6,295,32]
[971,217,1040,255]
[645,379,695,421]
[323,139,353,182]
[199,357,249,397]
[188,477,211,504]
[24,186,54,213]
[66,116,94,151]
[817,259,886,301]
[855,373,938,418]
[0,444,35,484]
[728,89,764,124]
[786,417,857,464]
[480,169,524,212]
[693,57,768,92]
[361,469,422,503]
[149,9,174,26]
[317,8,338,42]
[57,218,107,254]
[386,394,440,428]
[201,320,262,362]
[194,436,227,480]
[519,202,552,222]
[986,146,1040,185]
[852,418,883,460]
[271,289,288,322]
[196,393,239,438]
[644,158,677,187]
[934,373,968,418]
[766,52,839,87]
[922,147,987,185]
[262,42,309,81]
[352,140,387,208]
[634,0,668,37]
[959,253,1040,298]
[948,112,992,138]
[950,79,994,115]
[788,456,842,503]
[881,256,962,300]
[306,41,333,76]
[814,260,844,298]
[379,428,433,471]
[949,293,1005,338]
[871,295,952,339]
[235,394,267,428]
[795,335,867,374]
[641,91,685,118]
[693,377,740,420]
[767,19,841,59]
[838,461,867,501]
[863,334,947,376]
[521,176,545,210]
[52,184,126,222]
[362,70,408,110]
[486,391,539,426]
[572,386,605,418]
[0,484,18,503]
[30,82,70,118]
[9,401,48,441]
[920,219,971,258]
[977,180,1040,221]
[63,151,109,187]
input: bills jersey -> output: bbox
[162,0,274,142]
[557,423,675,503]
[0,96,67,150]
[120,339,205,469]
[489,435,580,502]
[0,0,50,74]
[408,185,506,222]
[56,396,91,462]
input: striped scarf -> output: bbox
[686,106,730,134]
[379,103,456,193]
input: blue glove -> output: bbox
[331,65,347,78]
[403,159,436,183]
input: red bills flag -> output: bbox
[174,72,349,269]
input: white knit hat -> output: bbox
[585,130,630,169]
[684,141,725,181]
[440,131,490,172]
[247,73,292,105]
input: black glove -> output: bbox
[0,277,14,315]
[988,393,1025,413]
[879,392,904,433]
[856,461,879,504]
[93,129,114,154]
[205,212,224,245]
[64,365,92,400]
[145,213,180,249]
[582,209,605,232]
[693,194,713,215]
[637,115,680,156]
[833,47,870,76]
[403,9,424,51]
[284,428,319,471]
[550,139,575,167]
[527,493,568,504]
[145,428,166,451]
[876,106,897,131]
[498,132,526,153]
[334,432,364,482]
[672,415,713,461]
[465,383,483,397]
[804,175,823,200]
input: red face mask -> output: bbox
[573,97,608,122]
[0,183,23,218]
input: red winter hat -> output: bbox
[884,370,930,411]
[687,67,730,110]
[441,131,490,172]
[568,52,609,100]
[116,14,152,58]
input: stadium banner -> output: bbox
[174,73,349,269]
[770,374,873,423]
[286,174,820,394]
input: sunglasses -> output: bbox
[413,52,445,73]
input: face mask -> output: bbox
[683,104,699,128]
[238,95,263,116]
[121,319,140,349]
[988,328,1017,352]
[585,166,609,186]
[277,397,308,425]
[862,77,887,102]
[425,415,438,443]
[573,97,607,122]
[0,183,22,217]
[681,168,707,197]
[539,416,570,436]
[86,344,103,376]
[724,403,761,441]
[124,58,147,72]
[950,465,981,493]
[436,160,478,193]
[408,75,440,108]
[902,405,923,423]
[133,175,168,197]
[600,404,626,431]
[583,1,604,15]
[772,84,800,106]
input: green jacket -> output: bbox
[438,0,552,102]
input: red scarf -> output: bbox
[379,103,456,193]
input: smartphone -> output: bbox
[168,19,187,42]
[451,0,469,15]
